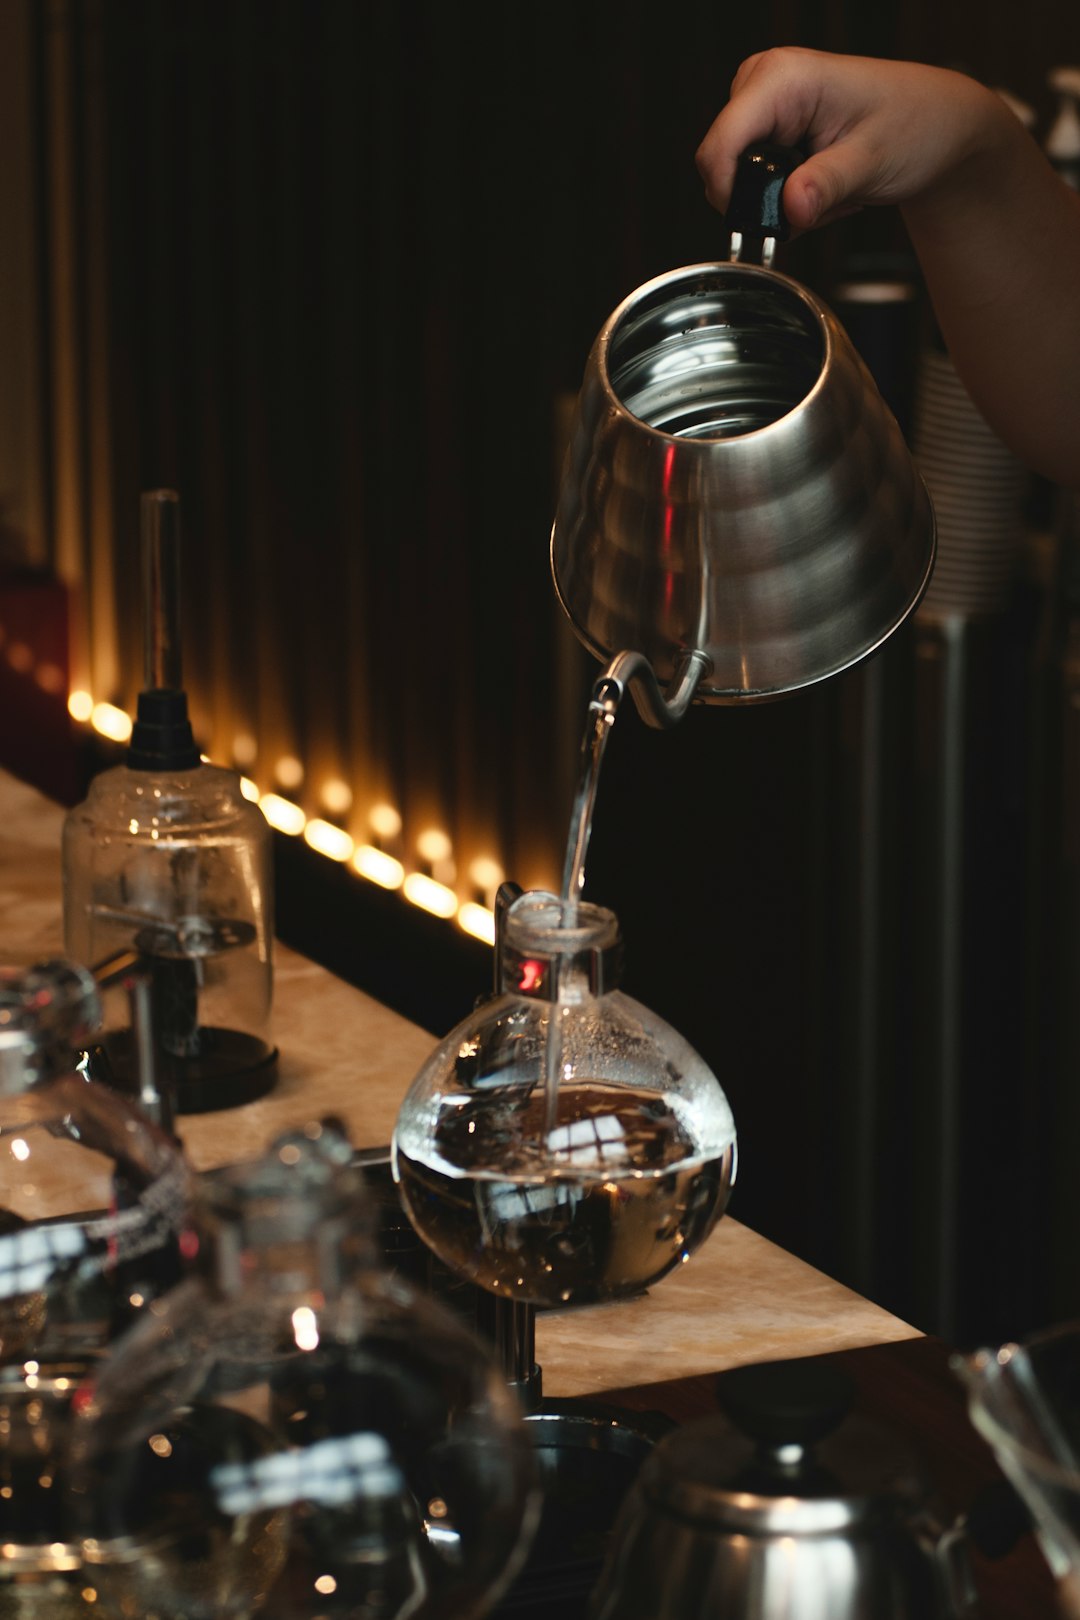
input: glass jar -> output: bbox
[392,891,737,1309]
[62,759,276,1113]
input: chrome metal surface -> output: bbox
[125,970,173,1134]
[598,647,710,729]
[552,261,936,703]
[90,905,256,959]
[589,1393,963,1619]
[729,231,777,268]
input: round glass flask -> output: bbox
[392,891,737,1308]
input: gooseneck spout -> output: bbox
[601,648,712,730]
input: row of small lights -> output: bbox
[68,692,498,946]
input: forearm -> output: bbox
[901,126,1080,487]
[695,49,1080,489]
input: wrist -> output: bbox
[901,82,1032,233]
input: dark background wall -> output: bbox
[8,0,1080,1347]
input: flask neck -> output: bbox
[498,890,623,1002]
[200,1129,378,1301]
[212,1210,357,1301]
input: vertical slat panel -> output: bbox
[0,0,49,568]
[182,0,243,761]
[224,0,275,776]
[78,0,120,707]
[41,0,91,686]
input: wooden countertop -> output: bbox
[1,765,920,1398]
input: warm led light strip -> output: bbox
[353,845,405,890]
[67,690,496,945]
[402,871,458,919]
[303,818,354,862]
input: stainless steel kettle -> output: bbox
[587,1358,973,1620]
[551,147,936,720]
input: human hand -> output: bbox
[695,47,1014,234]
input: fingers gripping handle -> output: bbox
[726,144,804,266]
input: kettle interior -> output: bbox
[606,268,826,441]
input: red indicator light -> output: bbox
[518,959,545,994]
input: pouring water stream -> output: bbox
[559,677,623,918]
[542,649,710,1139]
[559,647,710,915]
[540,676,623,1139]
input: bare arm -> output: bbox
[695,47,1080,487]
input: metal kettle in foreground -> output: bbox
[551,146,936,720]
[588,1358,983,1620]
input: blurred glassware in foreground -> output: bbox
[70,1125,538,1620]
[62,489,276,1114]
[957,1322,1080,1617]
[0,955,189,1368]
[0,954,191,1616]
[392,890,736,1309]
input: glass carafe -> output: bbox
[392,890,737,1309]
[70,1127,538,1620]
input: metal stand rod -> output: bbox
[475,1292,542,1409]
[141,488,184,692]
[90,947,176,1135]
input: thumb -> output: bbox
[786,158,841,231]
[783,149,866,230]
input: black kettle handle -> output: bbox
[725,144,804,252]
[715,1357,854,1448]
